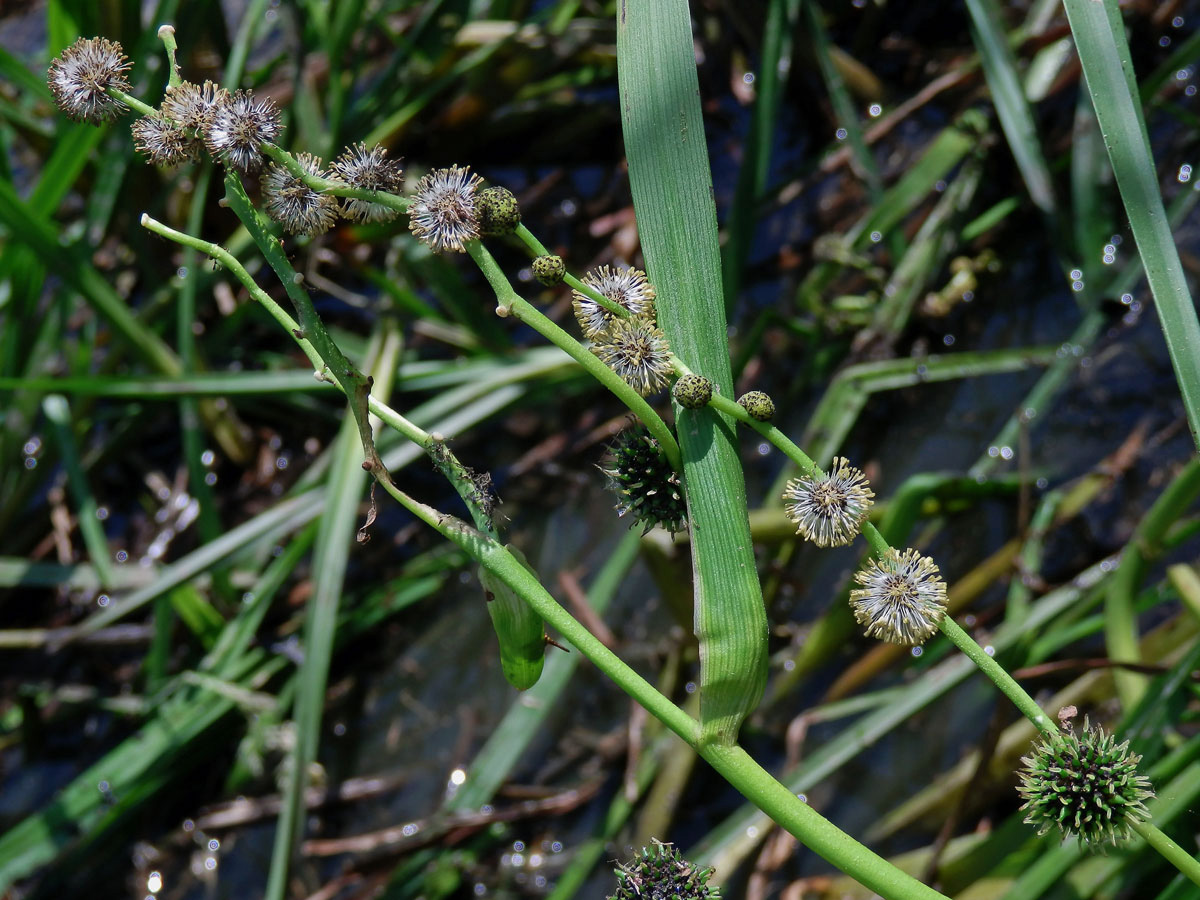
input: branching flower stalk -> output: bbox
[515,222,630,319]
[271,152,681,468]
[261,142,407,219]
[150,161,923,885]
[517,215,1072,736]
[139,213,494,535]
[73,40,675,468]
[523,156,1149,787]
[141,208,947,900]
[49,25,1198,894]
[139,210,942,898]
[126,85,938,900]
[524,205,1096,747]
[708,386,1060,733]
[464,240,683,471]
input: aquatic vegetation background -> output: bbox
[0,0,1198,898]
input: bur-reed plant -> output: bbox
[10,1,1200,897]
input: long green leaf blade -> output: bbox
[617,0,767,747]
[1064,0,1200,452]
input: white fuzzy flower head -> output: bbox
[594,317,673,397]
[331,142,403,223]
[47,37,131,124]
[263,152,340,237]
[407,165,483,252]
[783,457,874,547]
[131,114,196,167]
[850,548,946,645]
[204,89,281,173]
[572,266,657,339]
[162,80,226,132]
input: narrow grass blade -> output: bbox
[1105,459,1200,710]
[0,179,181,378]
[965,0,1057,218]
[56,491,319,643]
[1064,0,1200,452]
[0,371,331,397]
[41,394,116,588]
[0,651,287,888]
[721,0,798,312]
[800,345,1059,472]
[0,558,152,591]
[804,0,882,197]
[265,325,400,900]
[1071,92,1113,285]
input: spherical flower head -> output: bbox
[572,265,657,339]
[532,254,565,286]
[161,80,226,159]
[673,374,713,410]
[477,186,521,236]
[162,80,226,131]
[131,114,197,167]
[1018,717,1154,846]
[610,840,719,900]
[263,152,340,237]
[850,548,946,645]
[738,390,775,421]
[408,164,483,253]
[204,88,282,173]
[783,456,874,547]
[47,36,132,124]
[331,142,403,223]
[603,428,687,535]
[594,317,673,397]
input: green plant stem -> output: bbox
[707,392,819,477]
[712,385,1060,739]
[219,171,395,508]
[138,214,494,533]
[157,26,183,89]
[372,475,949,900]
[937,616,1056,735]
[511,223,628,317]
[139,214,418,431]
[259,142,409,215]
[859,521,892,560]
[109,88,155,117]
[702,744,946,900]
[514,222,548,256]
[464,240,683,471]
[1129,819,1200,887]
